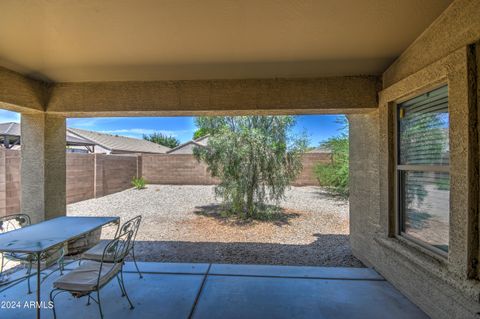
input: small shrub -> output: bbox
[314,118,349,196]
[131,176,146,190]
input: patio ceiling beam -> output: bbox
[0,66,47,113]
[46,76,380,117]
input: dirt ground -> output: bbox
[67,185,363,267]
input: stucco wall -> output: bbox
[382,0,480,88]
[349,1,480,316]
[350,96,480,319]
[348,112,381,263]
[46,76,379,116]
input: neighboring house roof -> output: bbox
[0,122,20,136]
[0,122,96,146]
[68,128,170,154]
[167,135,209,154]
[66,133,97,146]
[193,135,209,145]
[308,147,332,154]
[167,140,204,154]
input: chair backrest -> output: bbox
[97,230,133,288]
[101,230,134,264]
[0,214,31,234]
[118,215,141,251]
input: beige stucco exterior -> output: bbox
[0,0,451,82]
[0,67,46,113]
[0,75,380,117]
[348,1,480,317]
[20,113,66,223]
[0,0,479,317]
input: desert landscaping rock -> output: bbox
[67,185,362,267]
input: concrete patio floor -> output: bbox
[0,262,428,319]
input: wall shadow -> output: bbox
[312,188,348,202]
[129,234,363,267]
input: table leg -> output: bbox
[36,252,41,319]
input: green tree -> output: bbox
[314,117,349,196]
[193,127,210,140]
[194,116,307,218]
[143,132,180,148]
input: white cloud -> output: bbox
[67,118,115,128]
[66,117,196,142]
[99,128,155,135]
[99,128,191,137]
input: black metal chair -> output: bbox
[0,214,65,294]
[82,215,142,278]
[50,230,135,319]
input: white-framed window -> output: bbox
[397,85,449,254]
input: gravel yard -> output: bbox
[67,185,363,267]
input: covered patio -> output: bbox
[2,262,427,319]
[1,0,480,318]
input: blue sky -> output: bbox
[0,110,345,147]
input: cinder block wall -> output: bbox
[142,154,219,185]
[0,150,6,217]
[67,154,139,201]
[98,154,139,196]
[0,150,329,217]
[0,150,20,216]
[0,150,139,216]
[141,153,330,186]
[292,153,331,186]
[0,150,22,216]
[5,150,20,215]
[67,153,95,203]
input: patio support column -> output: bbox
[347,111,381,263]
[21,113,66,223]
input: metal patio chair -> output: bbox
[0,214,65,294]
[82,215,142,278]
[50,230,135,319]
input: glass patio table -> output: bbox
[0,216,119,319]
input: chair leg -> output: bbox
[27,262,32,294]
[0,254,4,282]
[86,294,91,306]
[131,248,143,279]
[116,275,125,297]
[49,289,58,319]
[97,290,104,319]
[120,269,134,309]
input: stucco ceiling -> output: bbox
[0,0,452,82]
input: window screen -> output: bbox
[397,85,449,253]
